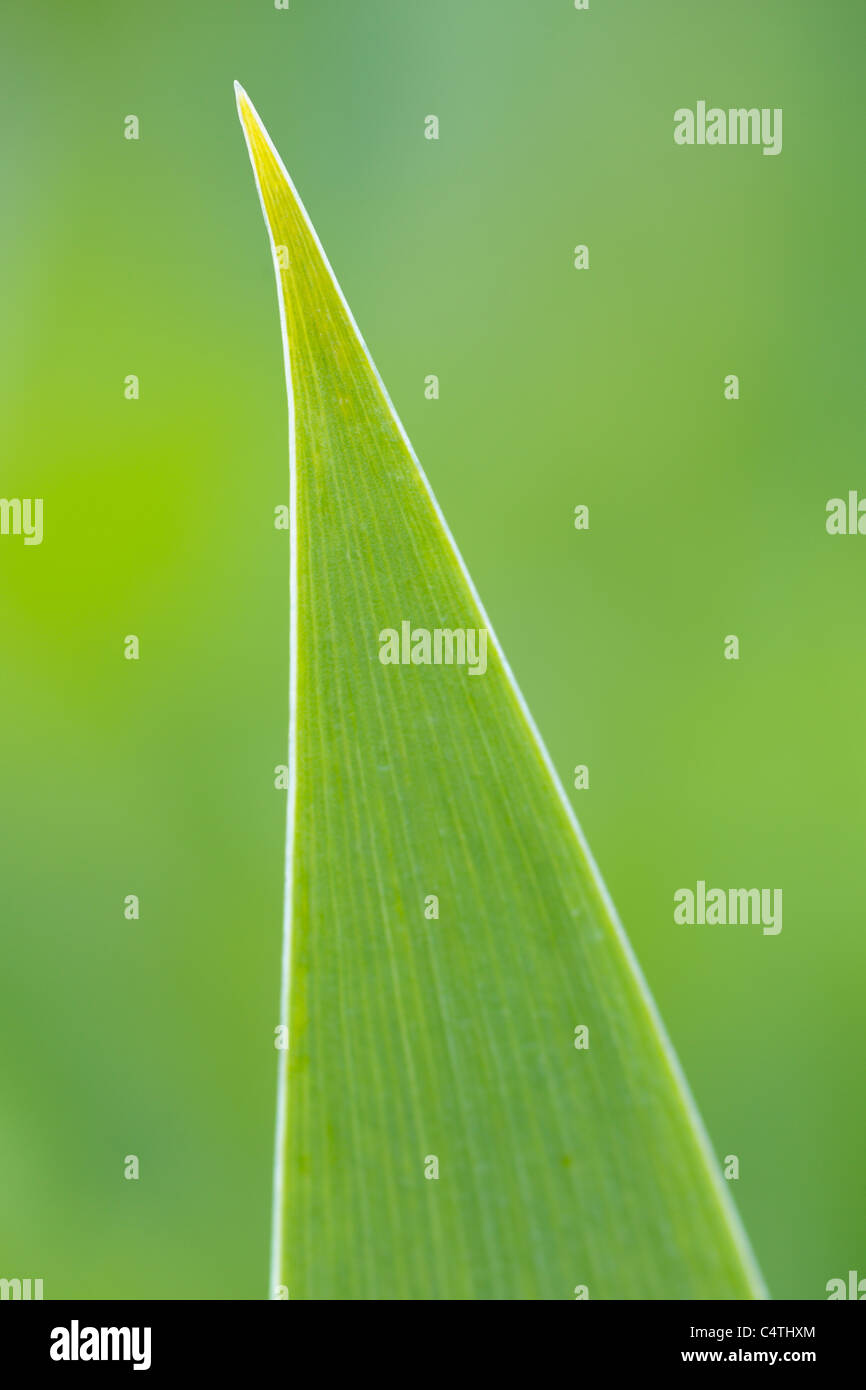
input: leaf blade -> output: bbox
[236,84,767,1301]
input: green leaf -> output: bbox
[236,83,767,1302]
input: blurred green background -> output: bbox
[1,0,863,1299]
